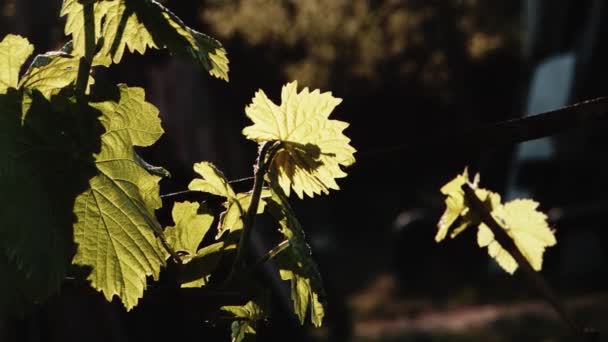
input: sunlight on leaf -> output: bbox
[222,300,265,342]
[0,34,34,93]
[60,0,229,80]
[19,51,87,100]
[189,161,236,198]
[164,201,213,259]
[217,191,269,239]
[72,85,167,311]
[243,81,355,198]
[179,241,235,288]
[436,171,557,274]
[478,199,557,274]
[267,186,325,326]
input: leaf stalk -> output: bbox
[226,141,282,282]
[462,183,597,339]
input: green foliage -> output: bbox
[0,35,34,92]
[436,170,557,274]
[267,186,326,327]
[72,85,166,310]
[0,37,100,306]
[188,161,267,238]
[221,300,266,342]
[164,201,214,259]
[242,81,356,198]
[0,1,356,339]
[60,0,229,80]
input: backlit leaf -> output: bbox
[217,191,269,239]
[72,85,167,311]
[179,241,235,288]
[436,170,499,241]
[478,199,557,274]
[0,34,34,93]
[60,0,229,79]
[267,186,325,327]
[437,171,557,274]
[188,161,236,198]
[189,162,268,238]
[19,51,84,99]
[243,81,355,198]
[164,201,214,259]
[222,300,265,342]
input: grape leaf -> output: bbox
[478,199,557,274]
[436,170,498,241]
[436,171,557,275]
[189,161,236,198]
[217,191,269,239]
[266,186,325,327]
[72,85,167,311]
[0,88,102,309]
[0,34,34,93]
[19,45,93,100]
[164,201,214,260]
[222,300,265,342]
[242,81,355,198]
[60,0,229,80]
[188,162,266,238]
[179,241,235,288]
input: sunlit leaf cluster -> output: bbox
[0,1,358,340]
[436,170,557,274]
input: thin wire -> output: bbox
[228,176,255,184]
[160,189,194,198]
[160,176,255,198]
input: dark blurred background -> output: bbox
[2,0,608,341]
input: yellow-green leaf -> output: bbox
[164,201,213,259]
[72,85,166,311]
[267,186,326,327]
[188,161,236,198]
[436,170,499,242]
[478,199,557,274]
[0,34,34,93]
[60,0,229,80]
[436,172,468,242]
[217,191,269,239]
[243,81,356,198]
[19,51,84,99]
[222,300,264,342]
[179,241,235,288]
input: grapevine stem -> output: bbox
[462,183,597,339]
[226,141,281,283]
[75,1,95,97]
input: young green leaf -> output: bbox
[188,162,267,238]
[478,199,557,274]
[164,201,214,260]
[19,51,87,99]
[243,81,356,198]
[436,170,499,242]
[179,241,235,288]
[217,191,269,239]
[60,0,229,80]
[189,161,236,198]
[72,85,166,311]
[437,171,557,274]
[221,300,265,342]
[266,187,326,327]
[0,34,34,93]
